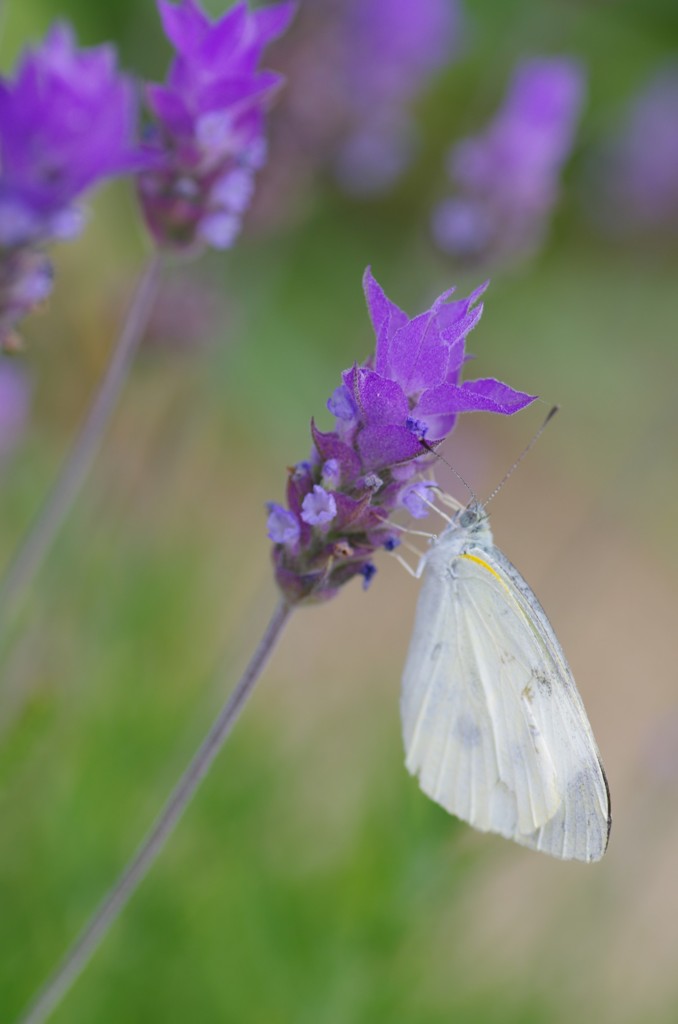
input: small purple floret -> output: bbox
[266,502,300,546]
[406,417,429,438]
[300,485,337,527]
[327,384,357,422]
[360,562,377,590]
[321,459,341,489]
[401,481,438,519]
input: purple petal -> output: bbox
[332,491,372,531]
[197,3,249,66]
[357,424,430,471]
[410,409,458,441]
[436,281,488,329]
[416,378,537,417]
[362,267,408,376]
[157,0,210,54]
[198,71,282,117]
[453,377,538,414]
[441,306,485,382]
[344,366,409,426]
[146,84,192,135]
[252,2,296,47]
[311,420,362,484]
[387,308,449,394]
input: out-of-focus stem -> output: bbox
[0,254,163,626]
[16,598,293,1024]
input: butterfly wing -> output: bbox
[401,542,610,862]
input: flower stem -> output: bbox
[0,253,163,626]
[16,598,293,1024]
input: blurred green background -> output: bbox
[1,0,678,1021]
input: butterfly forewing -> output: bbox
[401,521,610,862]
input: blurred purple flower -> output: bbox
[251,0,461,226]
[0,24,146,247]
[336,0,462,194]
[138,0,294,251]
[267,268,535,604]
[433,58,585,264]
[0,24,148,346]
[594,66,678,235]
[0,359,30,463]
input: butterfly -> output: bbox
[401,498,610,861]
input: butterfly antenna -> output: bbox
[418,438,480,506]
[484,405,559,507]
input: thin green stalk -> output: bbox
[16,598,293,1024]
[0,254,163,626]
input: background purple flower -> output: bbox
[267,268,535,604]
[250,0,461,227]
[0,23,147,346]
[0,24,146,248]
[138,0,294,251]
[591,66,678,235]
[432,57,585,265]
[335,0,463,194]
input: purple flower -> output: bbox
[0,24,146,248]
[0,23,148,346]
[593,66,678,234]
[267,269,536,604]
[138,0,294,251]
[250,0,461,226]
[336,0,462,194]
[433,58,585,264]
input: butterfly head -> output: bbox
[456,500,488,533]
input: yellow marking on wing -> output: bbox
[460,553,514,598]
[460,553,503,581]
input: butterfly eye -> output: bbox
[459,509,478,528]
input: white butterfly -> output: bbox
[401,499,610,862]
